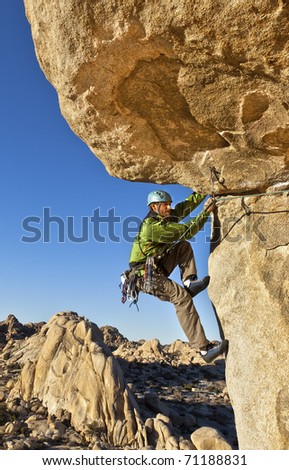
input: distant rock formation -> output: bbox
[23,0,289,449]
[0,314,43,347]
[100,325,128,351]
[0,312,234,450]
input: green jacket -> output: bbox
[129,192,210,266]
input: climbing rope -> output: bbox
[209,164,289,203]
[207,165,289,243]
[210,187,289,243]
[212,207,289,244]
[214,187,289,204]
[159,186,289,248]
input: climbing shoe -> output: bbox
[184,275,210,297]
[199,339,228,363]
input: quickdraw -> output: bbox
[209,165,226,195]
[120,269,139,310]
[241,197,252,216]
[143,255,156,294]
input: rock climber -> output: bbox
[128,189,227,363]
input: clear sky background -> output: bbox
[0,2,221,344]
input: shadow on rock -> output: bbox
[116,356,238,449]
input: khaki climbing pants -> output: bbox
[137,240,210,350]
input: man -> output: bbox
[129,189,227,363]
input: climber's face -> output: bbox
[151,202,171,218]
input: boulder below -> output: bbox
[8,312,146,448]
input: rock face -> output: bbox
[23,0,289,449]
[23,0,289,192]
[209,191,289,449]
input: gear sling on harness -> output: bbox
[120,268,139,308]
[120,254,157,310]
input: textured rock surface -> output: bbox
[0,314,43,347]
[209,191,289,449]
[191,426,232,450]
[23,0,289,192]
[22,0,289,450]
[0,314,234,450]
[7,312,146,449]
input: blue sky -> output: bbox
[0,2,220,344]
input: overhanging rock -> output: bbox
[24,0,289,192]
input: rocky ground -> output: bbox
[0,315,237,450]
